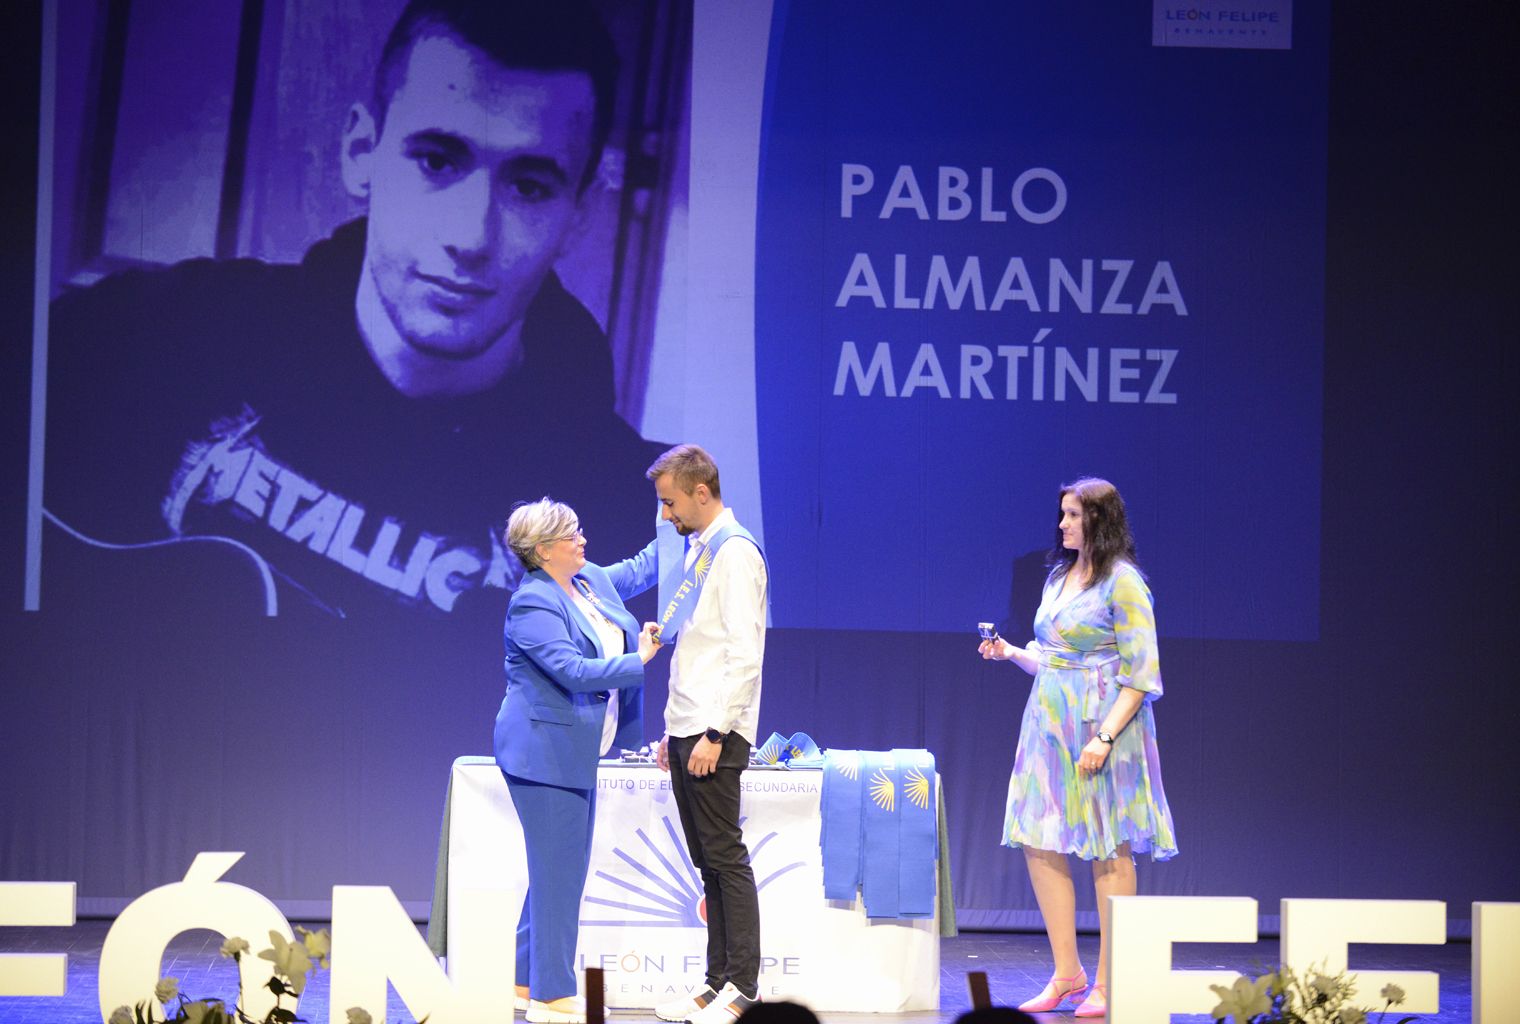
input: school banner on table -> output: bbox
[441,760,940,1011]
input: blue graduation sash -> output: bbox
[821,750,864,900]
[819,747,938,918]
[860,751,901,917]
[893,748,938,917]
[654,518,684,615]
[654,521,762,644]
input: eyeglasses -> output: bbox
[552,529,586,544]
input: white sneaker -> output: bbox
[654,985,719,1022]
[525,997,586,1024]
[685,983,760,1024]
[515,989,530,1013]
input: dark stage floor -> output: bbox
[0,923,1473,1023]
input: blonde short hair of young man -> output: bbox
[504,498,579,570]
[645,443,721,498]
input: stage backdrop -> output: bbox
[3,0,1515,942]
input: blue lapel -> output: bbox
[526,571,604,656]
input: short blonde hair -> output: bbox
[504,498,579,570]
[645,443,721,499]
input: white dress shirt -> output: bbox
[665,507,768,745]
[569,584,625,755]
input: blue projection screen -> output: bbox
[751,2,1326,640]
[9,0,1338,922]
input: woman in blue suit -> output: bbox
[496,498,662,1024]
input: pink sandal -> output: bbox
[1074,982,1107,1018]
[1017,971,1089,1013]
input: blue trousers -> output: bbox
[503,772,597,1000]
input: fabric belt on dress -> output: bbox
[1038,645,1122,722]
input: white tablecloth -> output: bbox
[427,756,942,1012]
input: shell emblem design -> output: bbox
[692,545,714,583]
[905,766,931,810]
[834,751,861,781]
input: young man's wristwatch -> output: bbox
[704,727,727,744]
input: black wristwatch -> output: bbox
[1096,730,1115,745]
[704,727,727,744]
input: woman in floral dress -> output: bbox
[979,478,1178,1018]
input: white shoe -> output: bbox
[654,985,719,1022]
[526,997,586,1023]
[515,992,531,1013]
[685,983,760,1024]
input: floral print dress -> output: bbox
[1002,561,1178,861]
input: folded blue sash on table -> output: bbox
[821,748,938,919]
[757,731,823,767]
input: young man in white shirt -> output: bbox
[647,445,768,1023]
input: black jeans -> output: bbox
[668,733,759,998]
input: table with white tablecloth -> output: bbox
[426,756,953,1012]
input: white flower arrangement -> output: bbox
[107,927,382,1024]
[1210,964,1418,1024]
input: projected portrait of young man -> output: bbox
[38,0,680,625]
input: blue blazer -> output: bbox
[494,539,658,788]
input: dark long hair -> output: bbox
[1047,477,1140,587]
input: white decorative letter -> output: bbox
[99,853,293,1023]
[331,885,519,1024]
[1280,898,1444,1014]
[1107,895,1258,1023]
[1475,902,1520,1024]
[0,881,75,996]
